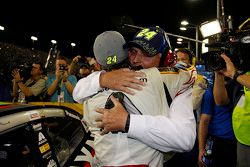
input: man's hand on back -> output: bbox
[95,95,129,135]
[99,68,145,95]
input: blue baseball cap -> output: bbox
[123,27,170,57]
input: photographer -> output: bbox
[68,55,82,75]
[11,62,47,103]
[213,53,250,167]
[46,56,77,102]
[68,55,91,80]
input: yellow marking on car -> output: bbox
[160,71,179,74]
[39,143,50,154]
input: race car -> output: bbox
[0,102,94,167]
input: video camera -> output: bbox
[201,16,250,72]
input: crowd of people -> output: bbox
[0,42,98,103]
[0,24,250,167]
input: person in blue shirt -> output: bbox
[198,78,237,167]
[46,55,77,102]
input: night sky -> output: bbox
[0,0,248,58]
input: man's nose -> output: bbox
[132,53,141,61]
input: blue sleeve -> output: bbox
[68,75,77,86]
[46,75,54,87]
[201,87,214,115]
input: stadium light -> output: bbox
[177,38,183,42]
[0,25,4,31]
[180,20,199,58]
[31,36,38,41]
[51,40,57,44]
[181,20,189,26]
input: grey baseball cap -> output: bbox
[93,31,128,69]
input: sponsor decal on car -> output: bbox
[39,143,50,154]
[47,159,57,167]
[38,132,47,145]
[26,111,41,121]
[65,110,80,120]
[32,123,42,131]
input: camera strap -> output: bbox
[57,80,63,94]
[25,79,36,87]
[57,80,65,102]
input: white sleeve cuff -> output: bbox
[127,115,146,139]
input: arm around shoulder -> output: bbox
[128,90,196,153]
[73,71,103,103]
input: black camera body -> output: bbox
[78,57,87,66]
[59,64,68,71]
[17,64,32,80]
[202,29,250,72]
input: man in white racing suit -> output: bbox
[74,28,196,166]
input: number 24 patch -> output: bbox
[106,55,117,64]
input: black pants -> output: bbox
[211,136,237,167]
[164,111,199,167]
[164,137,199,167]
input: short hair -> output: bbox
[175,48,194,64]
[56,55,70,64]
[34,61,46,75]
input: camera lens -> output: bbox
[202,51,226,71]
[59,64,67,71]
